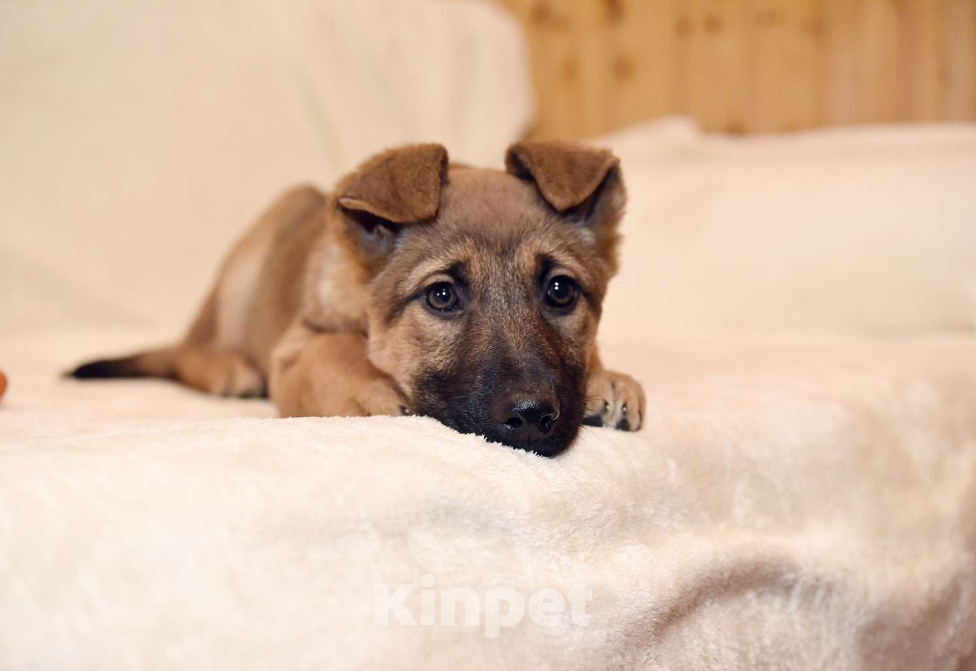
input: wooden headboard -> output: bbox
[491,0,976,138]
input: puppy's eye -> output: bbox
[426,282,458,311]
[545,276,577,309]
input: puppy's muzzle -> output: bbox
[490,390,559,444]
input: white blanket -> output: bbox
[2,329,976,670]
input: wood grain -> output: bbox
[494,0,976,137]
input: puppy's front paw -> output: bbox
[584,370,645,431]
[357,378,410,417]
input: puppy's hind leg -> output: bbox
[68,228,270,399]
[69,186,325,398]
[171,284,266,398]
[68,290,265,398]
[172,346,265,398]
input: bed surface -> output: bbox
[2,329,976,669]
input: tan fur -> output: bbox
[73,142,644,445]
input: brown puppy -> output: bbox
[71,142,644,456]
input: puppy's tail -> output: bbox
[66,346,177,381]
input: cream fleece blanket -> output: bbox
[2,328,975,670]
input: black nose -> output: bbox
[491,394,559,443]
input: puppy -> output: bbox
[71,142,645,456]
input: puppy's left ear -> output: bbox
[505,141,625,230]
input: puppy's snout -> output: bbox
[492,393,559,443]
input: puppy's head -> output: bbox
[333,142,625,456]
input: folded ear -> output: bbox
[505,141,624,219]
[337,143,448,224]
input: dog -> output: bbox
[70,142,645,456]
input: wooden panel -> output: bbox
[819,0,860,125]
[493,0,976,137]
[856,0,902,123]
[500,0,579,137]
[942,0,976,119]
[606,0,678,131]
[901,0,945,120]
[747,0,823,131]
[574,0,615,134]
[674,0,749,133]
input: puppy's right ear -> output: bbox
[334,144,448,263]
[337,143,448,223]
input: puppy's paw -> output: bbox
[357,378,410,417]
[584,369,645,431]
